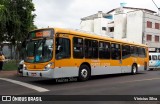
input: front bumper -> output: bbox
[23,68,54,78]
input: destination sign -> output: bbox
[28,29,53,39]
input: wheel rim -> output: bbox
[81,69,88,78]
[133,66,137,73]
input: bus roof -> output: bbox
[32,27,148,47]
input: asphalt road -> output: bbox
[1,70,160,104]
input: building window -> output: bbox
[146,35,152,41]
[102,27,106,31]
[109,27,114,32]
[155,36,159,42]
[147,21,152,28]
[155,23,159,29]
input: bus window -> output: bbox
[134,47,138,56]
[85,39,98,59]
[138,47,144,57]
[85,39,92,58]
[149,55,151,60]
[152,55,157,60]
[142,48,146,57]
[73,37,84,58]
[56,38,70,59]
[122,45,130,59]
[158,55,160,60]
[111,43,121,60]
[131,46,138,56]
[92,40,98,58]
[99,42,110,59]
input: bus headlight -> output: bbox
[23,64,27,70]
[44,62,53,71]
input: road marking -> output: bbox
[0,78,49,92]
[118,77,160,84]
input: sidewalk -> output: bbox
[0,70,18,77]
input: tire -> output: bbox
[131,64,137,75]
[144,62,147,70]
[78,65,90,81]
[149,68,153,71]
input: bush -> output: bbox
[3,60,18,71]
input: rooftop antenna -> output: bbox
[152,0,160,15]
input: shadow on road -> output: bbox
[29,72,145,85]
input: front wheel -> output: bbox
[131,64,137,75]
[78,65,90,81]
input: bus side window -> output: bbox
[152,55,157,60]
[122,45,130,59]
[111,43,121,60]
[99,41,110,59]
[85,39,98,59]
[73,37,84,58]
[149,55,151,60]
[131,46,139,56]
[56,37,71,59]
[158,55,160,60]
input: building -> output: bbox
[80,6,160,49]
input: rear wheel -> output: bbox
[131,64,137,75]
[149,68,153,71]
[78,65,90,81]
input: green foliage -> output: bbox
[0,0,37,44]
[3,60,18,71]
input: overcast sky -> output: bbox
[32,0,160,29]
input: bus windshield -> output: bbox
[24,39,53,63]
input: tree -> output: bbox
[0,0,10,50]
[0,0,37,59]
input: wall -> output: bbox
[80,20,94,32]
[144,12,160,47]
[126,10,143,44]
[114,13,127,39]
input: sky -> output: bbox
[32,0,160,29]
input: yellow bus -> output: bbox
[23,28,149,81]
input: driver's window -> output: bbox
[56,37,70,59]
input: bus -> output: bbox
[22,28,149,81]
[149,52,160,70]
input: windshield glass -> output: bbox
[24,39,53,63]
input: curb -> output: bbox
[0,70,19,77]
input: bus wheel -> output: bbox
[78,65,90,81]
[131,64,137,75]
[149,68,153,71]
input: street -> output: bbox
[0,70,160,104]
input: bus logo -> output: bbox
[2,96,11,101]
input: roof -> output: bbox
[81,11,110,20]
[107,6,156,14]
[53,28,147,47]
[81,7,156,21]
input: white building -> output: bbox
[80,6,160,49]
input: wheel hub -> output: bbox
[81,69,88,78]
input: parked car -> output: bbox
[18,60,24,74]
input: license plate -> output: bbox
[31,73,37,76]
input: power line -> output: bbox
[152,0,159,9]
